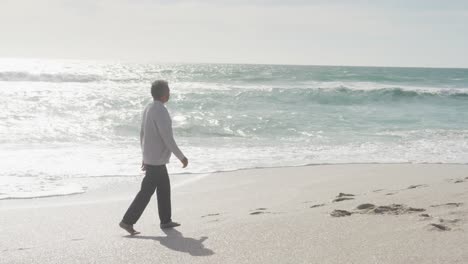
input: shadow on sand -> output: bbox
[127,228,214,256]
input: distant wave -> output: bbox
[0,71,103,83]
[207,86,468,102]
[300,86,468,98]
[172,80,468,96]
[0,71,155,83]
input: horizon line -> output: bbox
[1,56,468,70]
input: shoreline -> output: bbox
[1,162,467,202]
[1,163,467,263]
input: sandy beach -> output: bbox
[3,1,468,263]
[1,164,467,264]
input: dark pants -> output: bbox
[122,164,172,225]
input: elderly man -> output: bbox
[120,80,188,235]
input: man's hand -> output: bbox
[141,161,146,171]
[181,157,188,168]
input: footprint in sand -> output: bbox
[348,201,462,232]
[428,217,463,231]
[333,193,355,203]
[356,203,375,210]
[419,213,431,218]
[337,193,355,197]
[309,203,325,209]
[407,184,427,190]
[438,218,462,224]
[250,211,269,215]
[250,208,270,215]
[371,204,425,215]
[447,178,466,184]
[16,247,32,251]
[330,209,352,217]
[372,189,397,195]
[430,203,463,208]
[201,213,221,218]
[333,197,354,202]
[384,184,427,196]
[353,203,425,215]
[429,223,451,231]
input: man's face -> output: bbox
[161,88,170,103]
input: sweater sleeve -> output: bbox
[140,108,147,149]
[154,106,185,161]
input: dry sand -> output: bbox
[1,164,468,263]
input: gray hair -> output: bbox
[151,80,169,99]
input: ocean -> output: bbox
[1,58,467,199]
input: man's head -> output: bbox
[151,80,170,103]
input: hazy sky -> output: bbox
[1,0,467,67]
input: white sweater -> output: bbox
[140,100,185,166]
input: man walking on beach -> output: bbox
[120,80,188,235]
